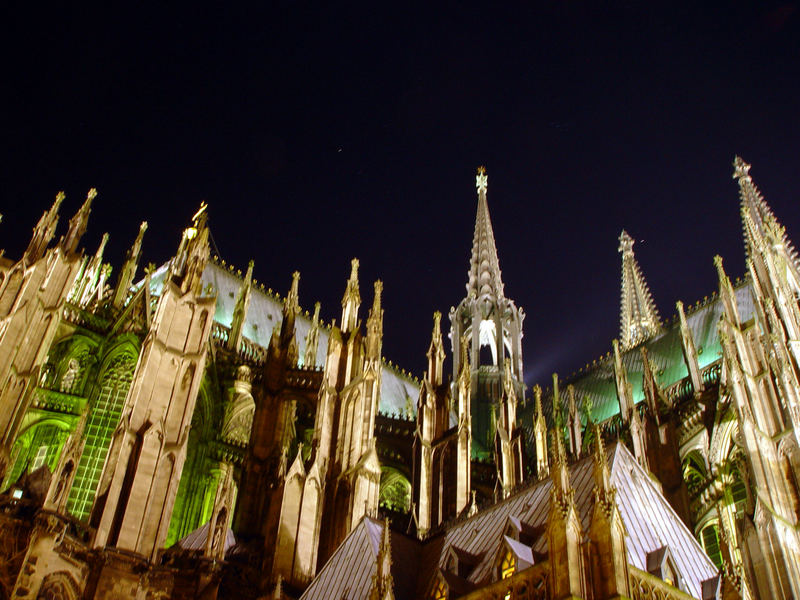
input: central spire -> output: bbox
[467,166,505,299]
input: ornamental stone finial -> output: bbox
[476,166,488,194]
[618,230,634,254]
[733,156,752,181]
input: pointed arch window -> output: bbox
[430,578,447,600]
[700,523,722,569]
[67,352,136,520]
[500,549,515,579]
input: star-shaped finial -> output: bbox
[733,156,751,181]
[618,230,634,254]
[476,165,488,194]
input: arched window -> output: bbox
[67,352,136,520]
[3,422,67,489]
[700,523,722,569]
[379,467,412,512]
[500,549,515,579]
[430,578,447,600]
[682,451,707,494]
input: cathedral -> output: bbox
[0,158,798,600]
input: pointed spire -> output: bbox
[24,191,64,263]
[70,232,111,308]
[170,202,210,295]
[276,271,300,365]
[285,270,300,316]
[735,156,800,272]
[427,311,445,386]
[618,230,661,350]
[612,339,634,422]
[552,373,564,430]
[341,258,361,333]
[533,385,549,478]
[112,221,148,310]
[567,385,582,458]
[62,188,96,255]
[591,423,612,495]
[229,260,254,351]
[365,280,383,361]
[303,302,322,367]
[551,427,572,502]
[369,518,394,600]
[467,166,505,299]
[676,300,703,396]
[714,255,740,326]
[640,347,664,421]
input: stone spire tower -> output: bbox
[449,167,525,471]
[717,158,800,598]
[618,230,661,350]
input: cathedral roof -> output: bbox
[301,443,716,600]
[145,260,420,417]
[540,279,754,425]
[175,520,236,553]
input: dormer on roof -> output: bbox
[445,544,483,580]
[503,515,539,546]
[494,535,534,583]
[646,545,685,592]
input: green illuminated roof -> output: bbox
[537,281,754,426]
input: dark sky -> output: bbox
[2,2,799,388]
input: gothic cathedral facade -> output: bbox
[0,159,798,599]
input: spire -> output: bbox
[640,346,664,421]
[551,428,572,502]
[277,271,300,365]
[229,260,254,351]
[676,300,703,396]
[533,385,549,478]
[466,166,505,299]
[714,255,740,327]
[365,280,383,362]
[591,423,612,496]
[285,270,300,316]
[170,202,210,296]
[368,519,394,600]
[426,311,445,386]
[618,230,661,350]
[735,156,800,272]
[341,258,361,333]
[62,188,96,255]
[112,221,148,310]
[24,191,64,263]
[567,385,582,458]
[303,302,322,367]
[552,373,564,431]
[69,232,110,308]
[612,339,634,422]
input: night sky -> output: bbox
[2,3,799,389]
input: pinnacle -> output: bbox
[618,229,661,350]
[466,166,505,299]
[735,157,800,275]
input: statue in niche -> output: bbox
[60,359,79,393]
